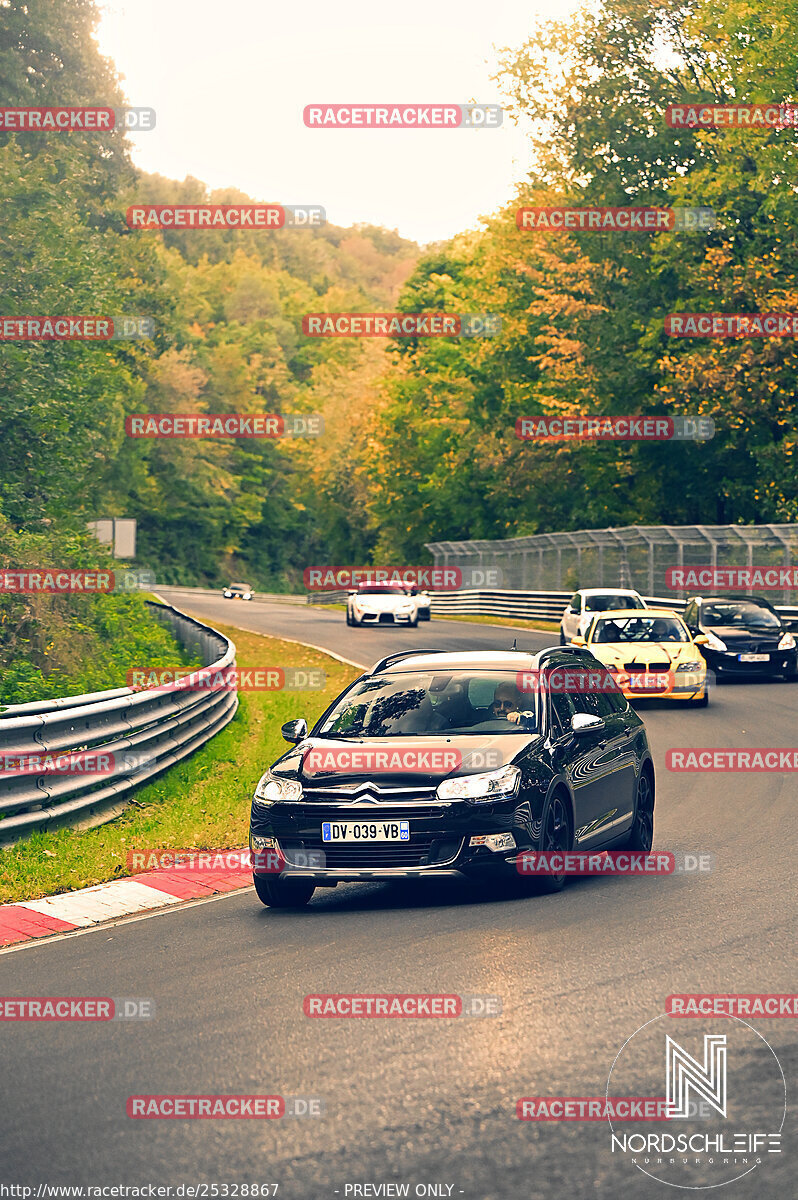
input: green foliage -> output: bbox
[0,519,200,705]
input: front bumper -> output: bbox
[353,610,415,624]
[250,796,527,881]
[704,648,797,676]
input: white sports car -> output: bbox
[346,583,420,627]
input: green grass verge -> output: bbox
[431,613,561,633]
[0,622,359,904]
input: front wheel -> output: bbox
[688,689,709,707]
[559,627,566,645]
[529,792,572,893]
[620,769,654,852]
[253,874,315,908]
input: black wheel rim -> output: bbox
[543,796,569,881]
[634,773,654,851]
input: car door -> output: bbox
[563,593,582,639]
[545,682,608,843]
[569,686,636,847]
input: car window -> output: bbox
[570,687,615,719]
[700,601,781,629]
[584,593,641,612]
[549,690,576,737]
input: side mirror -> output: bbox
[571,712,604,735]
[571,635,587,647]
[281,718,308,744]
[693,634,709,646]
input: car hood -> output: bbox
[589,642,698,664]
[274,733,540,787]
[703,625,783,646]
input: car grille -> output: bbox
[279,836,463,870]
[624,660,671,673]
[301,786,440,807]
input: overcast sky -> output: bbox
[96,0,578,246]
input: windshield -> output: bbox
[701,601,780,629]
[316,671,539,737]
[584,593,643,612]
[591,615,689,643]
[356,585,410,596]
[229,583,250,590]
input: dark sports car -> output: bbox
[682,593,797,679]
[249,646,655,907]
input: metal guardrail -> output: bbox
[0,602,238,845]
[307,588,798,625]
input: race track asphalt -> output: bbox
[1,589,794,1199]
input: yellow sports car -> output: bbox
[570,608,709,706]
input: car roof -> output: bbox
[578,587,641,595]
[375,648,594,674]
[690,593,775,606]
[588,607,681,619]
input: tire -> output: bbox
[410,616,419,628]
[559,627,566,645]
[690,689,709,707]
[619,768,654,852]
[346,609,353,626]
[528,791,573,893]
[253,874,315,908]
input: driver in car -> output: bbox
[489,682,526,724]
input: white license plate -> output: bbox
[321,820,410,843]
[739,653,769,662]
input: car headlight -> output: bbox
[397,604,414,613]
[223,590,231,597]
[778,632,796,650]
[704,632,727,651]
[436,764,520,804]
[676,660,703,671]
[244,593,252,600]
[254,771,303,807]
